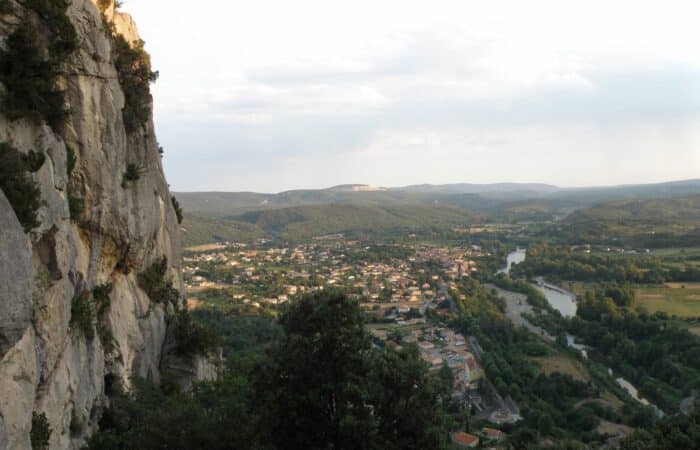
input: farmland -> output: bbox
[635,284,700,317]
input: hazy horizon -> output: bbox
[172,177,700,195]
[123,0,700,192]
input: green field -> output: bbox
[648,247,700,257]
[635,284,700,318]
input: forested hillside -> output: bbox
[234,203,477,239]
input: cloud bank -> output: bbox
[124,0,700,192]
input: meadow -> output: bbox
[635,283,700,317]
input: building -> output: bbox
[482,427,506,442]
[451,432,479,448]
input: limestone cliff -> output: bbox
[0,1,205,448]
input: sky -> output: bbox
[121,0,700,193]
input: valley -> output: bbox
[164,188,700,448]
[2,0,698,448]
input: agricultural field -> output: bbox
[185,243,229,253]
[648,247,700,257]
[635,283,700,318]
[530,354,590,383]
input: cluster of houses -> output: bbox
[182,239,516,443]
[182,240,483,311]
[414,245,484,279]
[370,326,484,396]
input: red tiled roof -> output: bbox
[452,431,479,447]
[483,427,505,439]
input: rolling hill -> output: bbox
[233,203,478,239]
[566,195,700,227]
[175,179,700,245]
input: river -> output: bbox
[500,250,662,412]
[534,283,577,318]
[500,248,526,275]
[501,249,577,317]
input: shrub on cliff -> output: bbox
[0,142,44,232]
[121,163,144,188]
[71,290,95,339]
[25,0,78,58]
[30,412,51,450]
[137,257,180,305]
[171,196,183,224]
[0,1,77,130]
[172,310,221,359]
[93,283,114,316]
[0,25,67,129]
[113,35,158,132]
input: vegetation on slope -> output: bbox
[180,214,265,247]
[567,195,700,227]
[620,402,700,449]
[556,195,700,248]
[450,279,637,447]
[83,291,450,450]
[0,1,77,130]
[137,257,179,305]
[0,142,45,232]
[234,203,475,239]
[113,35,159,132]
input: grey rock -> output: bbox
[0,1,212,448]
[0,191,33,356]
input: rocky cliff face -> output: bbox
[0,1,205,449]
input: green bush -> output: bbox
[66,145,76,174]
[70,290,95,339]
[31,412,51,450]
[0,0,77,130]
[68,191,83,222]
[137,257,180,305]
[25,0,78,59]
[69,412,84,436]
[172,310,221,359]
[64,145,83,221]
[0,142,44,232]
[97,323,115,353]
[171,196,183,224]
[113,35,158,132]
[93,283,113,316]
[121,163,141,188]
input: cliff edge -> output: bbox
[0,1,209,448]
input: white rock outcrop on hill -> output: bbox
[0,1,209,448]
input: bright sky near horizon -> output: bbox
[121,0,700,193]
